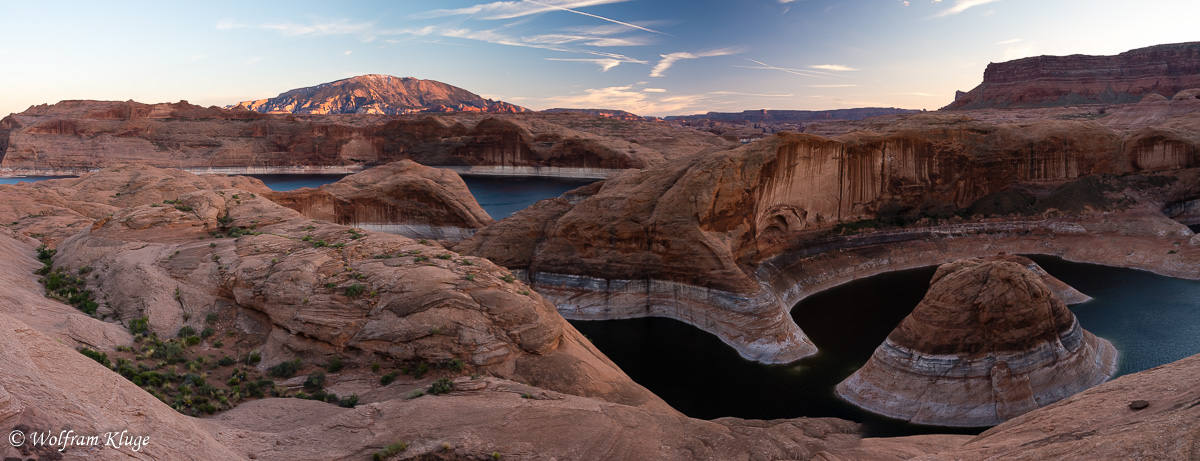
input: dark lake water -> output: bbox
[570,256,1200,437]
[250,173,595,220]
[0,176,75,185]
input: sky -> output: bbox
[2,0,1198,117]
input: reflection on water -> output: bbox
[572,256,1200,436]
[0,176,76,185]
[250,173,596,220]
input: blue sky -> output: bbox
[2,0,1197,117]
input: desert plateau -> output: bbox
[3,1,1200,460]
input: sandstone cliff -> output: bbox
[945,42,1200,109]
[836,257,1118,427]
[266,160,494,242]
[233,74,529,115]
[0,101,723,177]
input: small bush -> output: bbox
[448,358,465,372]
[428,377,453,395]
[326,357,344,373]
[205,313,219,324]
[339,393,359,408]
[268,359,302,378]
[245,351,262,365]
[501,275,515,283]
[373,441,408,461]
[413,362,429,379]
[200,327,215,338]
[371,362,381,373]
[405,389,424,399]
[303,371,326,390]
[177,326,196,338]
[437,254,452,260]
[345,284,366,299]
[129,316,150,336]
[380,371,399,385]
[218,356,236,367]
[80,348,111,368]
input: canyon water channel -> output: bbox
[249,173,596,220]
[10,173,1200,436]
[572,255,1200,436]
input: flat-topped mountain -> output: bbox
[232,74,528,115]
[945,42,1200,109]
[666,108,920,123]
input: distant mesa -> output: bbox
[836,255,1118,427]
[541,108,654,121]
[665,108,920,123]
[945,42,1200,109]
[231,74,530,115]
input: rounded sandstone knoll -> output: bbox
[264,160,494,242]
[836,256,1117,427]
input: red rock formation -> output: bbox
[945,42,1200,109]
[836,256,1118,427]
[542,108,650,121]
[266,160,494,242]
[0,101,711,175]
[233,74,529,115]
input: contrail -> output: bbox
[738,57,830,79]
[527,0,673,37]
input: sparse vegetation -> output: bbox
[345,284,366,299]
[428,377,453,395]
[380,371,399,385]
[373,441,408,461]
[268,359,302,378]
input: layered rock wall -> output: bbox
[946,42,1200,109]
[0,101,683,176]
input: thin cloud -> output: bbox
[642,88,667,93]
[933,0,999,18]
[737,57,832,79]
[527,0,672,36]
[995,38,1022,45]
[522,33,654,47]
[416,0,628,20]
[891,92,940,97]
[810,64,858,71]
[544,57,645,71]
[540,84,710,114]
[259,19,375,37]
[650,48,736,77]
[709,91,794,98]
[245,57,262,65]
[215,19,245,30]
[810,84,859,88]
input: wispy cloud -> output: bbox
[933,0,999,18]
[736,57,832,79]
[527,0,671,36]
[245,57,262,65]
[522,33,654,47]
[215,19,245,30]
[810,84,859,88]
[189,54,207,62]
[544,57,644,71]
[416,0,627,20]
[994,37,1022,45]
[810,64,859,71]
[541,83,709,114]
[891,92,940,97]
[643,88,667,93]
[650,48,737,77]
[259,19,377,37]
[709,91,794,98]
